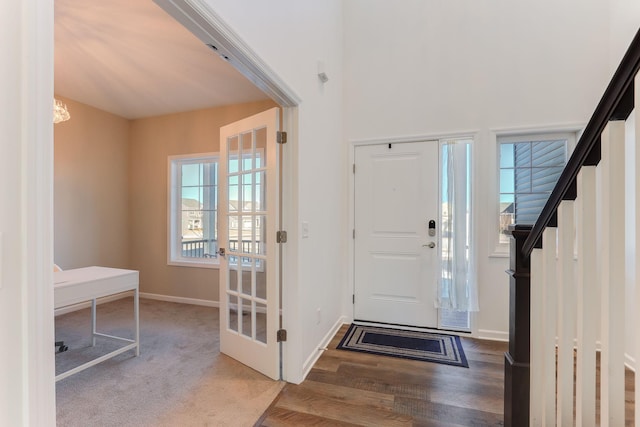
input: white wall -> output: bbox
[1,0,56,425]
[202,0,345,383]
[343,0,612,339]
[610,0,640,73]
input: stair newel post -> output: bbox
[504,224,532,427]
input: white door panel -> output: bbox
[219,107,279,380]
[354,141,439,328]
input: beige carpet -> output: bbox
[55,297,284,426]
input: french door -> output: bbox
[218,108,280,380]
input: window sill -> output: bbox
[168,260,220,269]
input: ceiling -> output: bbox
[54,0,269,119]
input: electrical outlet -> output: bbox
[316,308,321,325]
[302,221,309,238]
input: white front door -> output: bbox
[354,141,440,328]
[218,107,280,380]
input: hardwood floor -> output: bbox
[256,324,507,426]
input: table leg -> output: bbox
[91,298,97,347]
[134,288,140,356]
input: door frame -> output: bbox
[349,132,478,331]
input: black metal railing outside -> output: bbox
[181,239,263,258]
[181,239,217,258]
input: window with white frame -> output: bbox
[498,133,572,246]
[168,153,219,267]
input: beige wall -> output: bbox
[54,97,130,270]
[128,99,277,300]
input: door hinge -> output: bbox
[276,230,288,243]
[352,294,355,304]
[277,131,287,144]
[277,329,287,342]
[353,229,355,239]
[353,163,356,174]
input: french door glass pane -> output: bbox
[229,176,239,212]
[256,302,267,344]
[255,127,266,145]
[228,294,238,333]
[241,132,253,170]
[256,261,267,300]
[241,298,252,338]
[241,266,251,296]
[228,136,239,171]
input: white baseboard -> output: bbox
[54,291,134,316]
[301,316,348,381]
[140,292,219,308]
[477,329,509,342]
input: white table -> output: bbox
[54,266,139,382]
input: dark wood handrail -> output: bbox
[522,28,640,257]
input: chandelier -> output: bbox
[53,98,70,124]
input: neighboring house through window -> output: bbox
[498,133,573,246]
